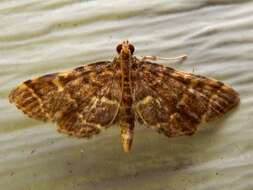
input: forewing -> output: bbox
[9,61,122,138]
[133,61,239,137]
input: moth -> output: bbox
[9,41,240,152]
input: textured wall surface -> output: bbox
[0,1,252,190]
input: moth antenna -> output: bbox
[141,54,187,62]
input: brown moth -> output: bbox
[9,41,240,152]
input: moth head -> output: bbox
[116,40,135,55]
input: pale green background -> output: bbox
[0,1,252,190]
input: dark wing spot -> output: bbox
[24,79,32,85]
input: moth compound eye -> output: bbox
[116,44,122,54]
[129,44,135,54]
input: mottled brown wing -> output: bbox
[133,61,240,137]
[9,61,122,138]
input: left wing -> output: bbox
[9,61,122,138]
[133,60,240,137]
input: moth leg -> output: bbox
[141,55,187,62]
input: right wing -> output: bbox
[133,60,239,137]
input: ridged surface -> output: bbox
[0,1,252,190]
